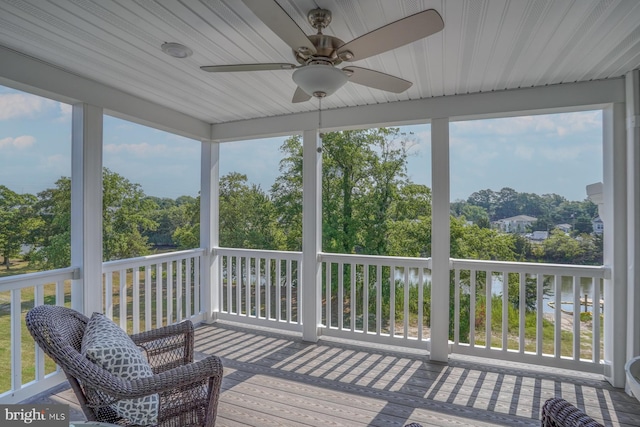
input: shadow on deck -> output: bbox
[24,321,640,426]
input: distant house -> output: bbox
[556,223,572,233]
[592,216,604,235]
[531,230,549,240]
[493,215,537,233]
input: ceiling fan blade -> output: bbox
[338,9,443,62]
[292,86,312,103]
[242,0,316,55]
[343,67,412,93]
[201,63,296,72]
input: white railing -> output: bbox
[0,267,78,403]
[0,248,610,404]
[319,253,432,349]
[102,249,205,334]
[217,248,303,332]
[450,258,608,373]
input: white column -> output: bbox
[430,118,450,362]
[200,141,219,323]
[71,103,103,315]
[603,102,627,387]
[626,70,640,364]
[302,129,322,342]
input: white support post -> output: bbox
[71,103,103,315]
[302,129,322,342]
[430,118,451,362]
[200,141,220,323]
[603,102,627,387]
[626,70,640,365]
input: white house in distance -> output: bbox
[593,216,604,235]
[493,215,537,233]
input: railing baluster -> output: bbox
[244,256,250,317]
[418,266,424,341]
[194,255,200,317]
[185,256,192,319]
[119,268,127,330]
[177,258,184,322]
[502,272,508,351]
[592,277,601,363]
[11,288,22,392]
[144,264,152,331]
[105,273,113,319]
[573,276,581,360]
[454,267,460,344]
[403,266,409,339]
[376,264,382,336]
[156,263,163,328]
[133,266,140,334]
[266,257,272,320]
[470,269,476,346]
[286,258,292,323]
[554,274,562,358]
[167,261,174,324]
[539,273,546,357]
[351,262,356,332]
[389,265,395,337]
[363,263,370,334]
[256,258,262,319]
[325,261,331,327]
[276,258,282,321]
[338,262,344,330]
[34,284,45,380]
[519,272,525,353]
[485,270,492,349]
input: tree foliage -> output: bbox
[0,186,42,269]
[30,168,158,269]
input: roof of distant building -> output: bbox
[495,215,537,222]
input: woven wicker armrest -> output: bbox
[130,321,195,371]
[91,354,223,400]
[541,398,604,427]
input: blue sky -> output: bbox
[0,85,602,201]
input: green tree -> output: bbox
[271,136,303,251]
[0,186,41,269]
[219,172,284,249]
[173,196,200,249]
[32,169,158,268]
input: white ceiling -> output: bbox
[0,0,639,126]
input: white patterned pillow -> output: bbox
[81,312,159,425]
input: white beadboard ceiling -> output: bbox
[0,0,639,125]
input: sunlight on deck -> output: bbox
[29,321,640,426]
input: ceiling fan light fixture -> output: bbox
[161,42,193,58]
[292,64,348,98]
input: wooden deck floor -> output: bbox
[28,321,640,426]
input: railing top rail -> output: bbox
[0,266,79,291]
[216,247,303,258]
[320,252,432,268]
[450,257,610,278]
[102,248,205,272]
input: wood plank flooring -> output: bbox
[26,321,640,426]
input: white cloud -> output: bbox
[0,135,36,149]
[57,103,72,122]
[0,93,56,120]
[452,110,601,137]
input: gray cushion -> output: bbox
[81,312,159,425]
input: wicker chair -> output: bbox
[26,305,223,427]
[541,398,604,427]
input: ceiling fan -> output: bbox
[200,0,444,103]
